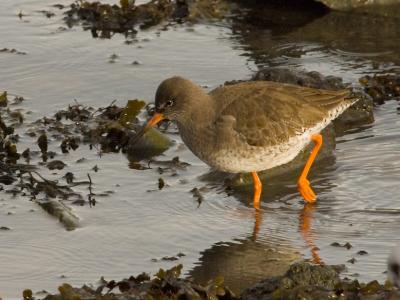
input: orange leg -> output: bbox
[298,134,323,203]
[251,171,261,210]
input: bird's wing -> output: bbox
[210,81,355,147]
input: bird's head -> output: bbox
[148,76,207,127]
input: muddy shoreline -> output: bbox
[21,262,400,299]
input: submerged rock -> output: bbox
[241,262,399,300]
[126,126,172,161]
[37,199,80,230]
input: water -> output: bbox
[1,0,400,298]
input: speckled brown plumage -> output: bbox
[153,76,358,173]
[210,81,353,147]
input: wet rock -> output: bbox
[60,137,79,153]
[360,74,400,105]
[64,172,74,184]
[0,174,16,185]
[347,258,357,264]
[149,156,190,170]
[330,241,352,249]
[47,160,66,170]
[37,133,48,154]
[316,0,400,11]
[37,10,55,18]
[37,199,79,230]
[253,68,344,90]
[241,262,340,300]
[241,262,399,300]
[53,4,65,9]
[126,126,172,161]
[0,48,27,55]
[22,289,33,300]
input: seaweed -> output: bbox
[34,264,238,300]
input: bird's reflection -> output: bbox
[250,203,323,265]
[299,203,323,265]
[252,208,262,241]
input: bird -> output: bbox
[140,76,358,209]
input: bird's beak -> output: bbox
[144,112,164,130]
[131,112,165,145]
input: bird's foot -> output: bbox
[298,177,316,203]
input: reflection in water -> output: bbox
[299,204,323,265]
[189,208,301,295]
[252,209,262,241]
[189,196,326,294]
[252,203,323,264]
[230,2,400,72]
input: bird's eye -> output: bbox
[166,100,174,107]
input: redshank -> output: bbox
[141,76,358,209]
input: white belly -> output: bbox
[208,122,327,173]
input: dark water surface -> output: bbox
[1,1,400,299]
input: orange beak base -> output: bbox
[131,112,165,145]
[144,112,164,130]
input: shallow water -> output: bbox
[1,1,400,299]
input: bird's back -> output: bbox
[209,81,358,148]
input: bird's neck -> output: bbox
[176,94,215,156]
[177,94,215,131]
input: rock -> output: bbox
[316,0,400,11]
[126,126,173,161]
[47,160,66,170]
[241,262,399,300]
[37,133,48,154]
[0,174,16,185]
[360,74,400,105]
[241,262,340,300]
[37,199,79,230]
